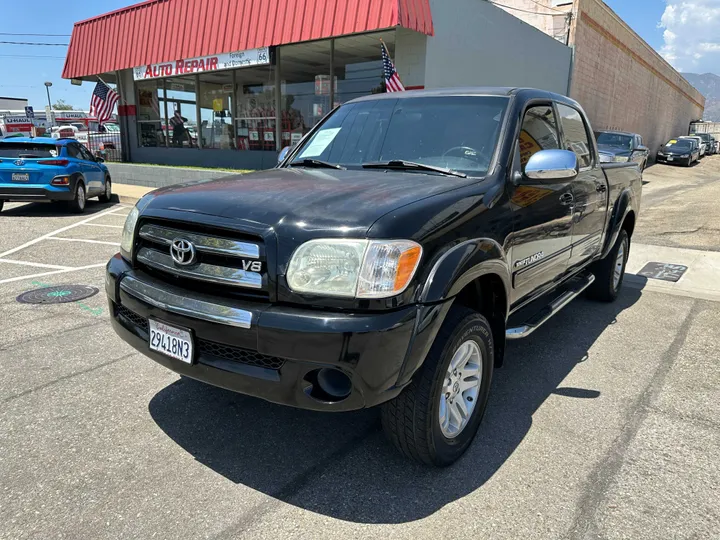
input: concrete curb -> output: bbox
[114,184,156,206]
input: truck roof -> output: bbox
[348,87,579,105]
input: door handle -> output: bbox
[559,192,574,205]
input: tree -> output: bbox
[53,99,74,111]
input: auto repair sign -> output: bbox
[134,47,270,80]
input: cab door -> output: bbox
[555,103,608,269]
[508,103,575,303]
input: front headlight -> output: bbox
[287,239,422,298]
[120,206,140,260]
[613,155,630,163]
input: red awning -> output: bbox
[62,0,433,79]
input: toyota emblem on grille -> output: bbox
[170,238,196,266]
[14,159,25,166]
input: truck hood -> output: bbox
[143,168,472,236]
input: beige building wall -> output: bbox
[500,0,704,157]
[494,0,573,42]
[570,0,704,155]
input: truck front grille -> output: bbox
[135,221,267,299]
[114,303,285,371]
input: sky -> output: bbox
[0,0,718,112]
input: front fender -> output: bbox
[419,238,511,308]
[601,189,633,259]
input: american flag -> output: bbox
[382,42,404,93]
[90,80,119,124]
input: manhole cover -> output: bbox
[17,285,100,305]
[637,262,688,282]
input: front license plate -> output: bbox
[149,319,194,364]
[12,173,29,182]
[667,156,674,161]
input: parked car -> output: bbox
[107,88,642,466]
[656,138,700,166]
[0,137,112,213]
[679,135,706,157]
[691,132,716,155]
[595,130,649,170]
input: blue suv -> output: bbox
[0,137,112,213]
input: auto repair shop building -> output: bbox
[62,0,573,170]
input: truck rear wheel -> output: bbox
[588,229,629,302]
[381,306,494,466]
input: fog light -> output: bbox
[51,176,70,186]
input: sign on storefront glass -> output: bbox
[134,47,270,80]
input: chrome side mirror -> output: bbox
[525,149,578,181]
[277,146,291,165]
[636,145,648,152]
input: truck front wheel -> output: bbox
[381,306,494,466]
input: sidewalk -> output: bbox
[626,242,720,302]
[114,183,155,204]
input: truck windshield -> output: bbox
[0,142,59,158]
[289,96,509,177]
[596,132,633,150]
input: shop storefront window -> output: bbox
[333,31,394,105]
[279,41,332,142]
[136,79,165,147]
[165,77,198,148]
[234,66,276,151]
[199,72,234,149]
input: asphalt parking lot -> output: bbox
[1,163,719,539]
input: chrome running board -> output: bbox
[506,273,595,340]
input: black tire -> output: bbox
[381,306,494,466]
[98,177,112,203]
[67,181,86,214]
[587,229,629,302]
[0,200,4,213]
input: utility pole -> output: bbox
[44,81,54,126]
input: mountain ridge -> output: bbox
[682,72,720,121]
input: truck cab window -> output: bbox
[519,105,560,171]
[557,103,593,169]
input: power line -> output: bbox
[528,0,569,14]
[0,41,69,46]
[0,54,66,59]
[486,0,567,16]
[0,32,71,37]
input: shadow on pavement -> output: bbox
[0,198,119,217]
[149,287,643,524]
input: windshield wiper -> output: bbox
[362,160,467,178]
[289,158,345,170]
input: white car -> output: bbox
[679,135,706,157]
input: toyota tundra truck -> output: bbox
[107,88,641,466]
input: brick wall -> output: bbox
[570,0,705,157]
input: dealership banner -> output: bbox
[134,47,270,80]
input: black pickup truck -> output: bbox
[107,88,641,466]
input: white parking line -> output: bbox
[0,206,128,259]
[46,237,121,247]
[0,259,72,270]
[83,223,124,229]
[0,263,107,285]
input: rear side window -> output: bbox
[0,142,59,158]
[519,105,560,171]
[556,103,593,169]
[66,144,82,159]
